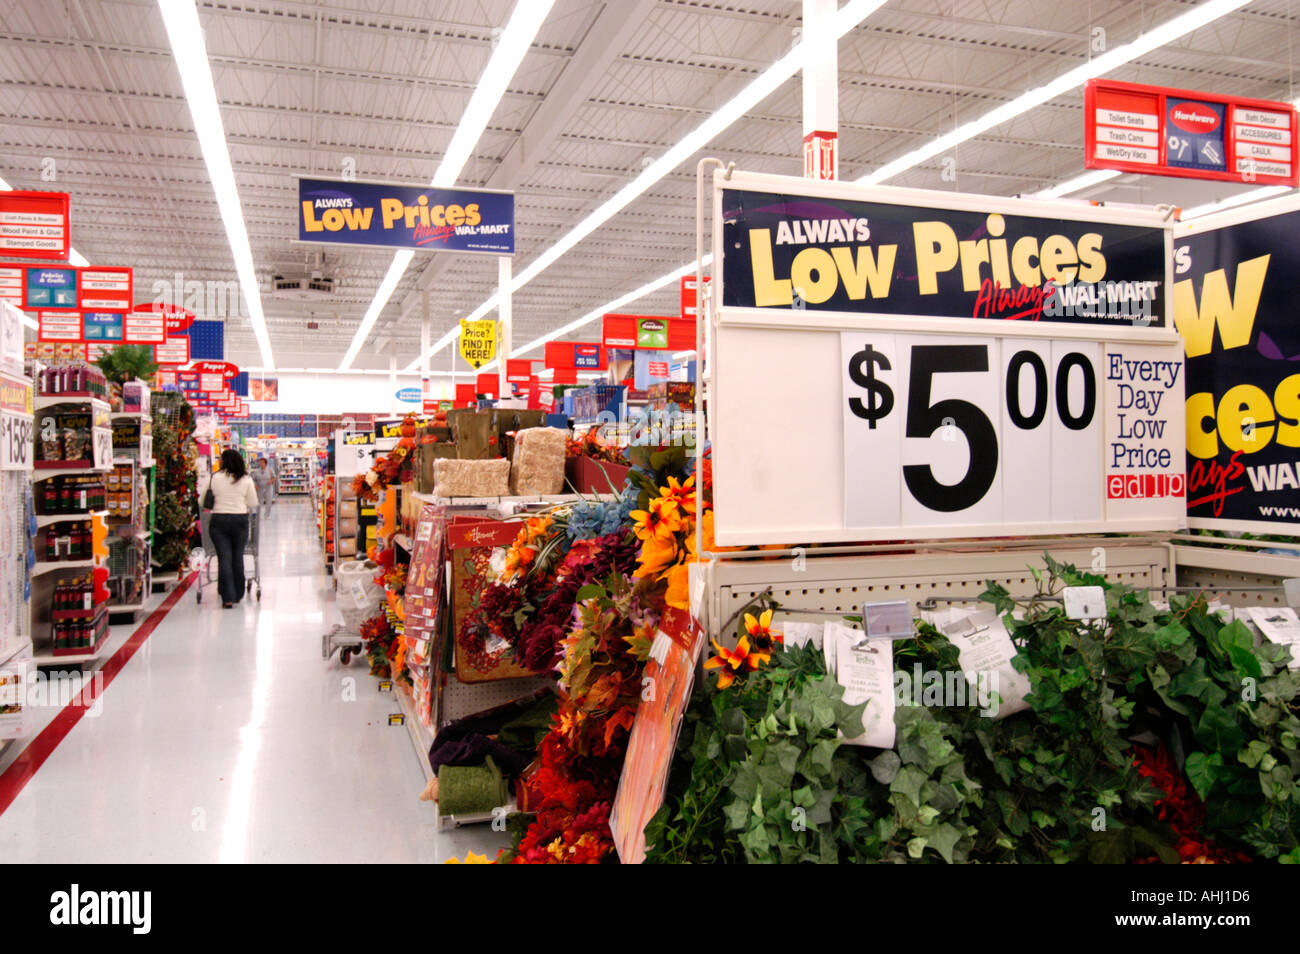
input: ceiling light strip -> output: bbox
[405,0,891,372]
[338,0,556,371]
[157,0,274,368]
[857,0,1252,185]
[492,0,1253,368]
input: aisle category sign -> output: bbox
[458,319,496,368]
[710,170,1183,545]
[0,191,69,259]
[154,336,190,365]
[0,263,133,312]
[1085,80,1299,187]
[1174,200,1300,530]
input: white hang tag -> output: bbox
[826,622,895,749]
[940,609,1030,719]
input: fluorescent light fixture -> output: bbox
[491,0,1250,366]
[158,0,275,368]
[1029,169,1120,200]
[405,0,890,372]
[339,0,556,371]
[1180,185,1293,220]
[858,0,1251,185]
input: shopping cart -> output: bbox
[194,508,262,604]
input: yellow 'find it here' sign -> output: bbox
[459,319,496,369]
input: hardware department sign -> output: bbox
[296,176,514,254]
[720,187,1168,327]
[1085,80,1299,187]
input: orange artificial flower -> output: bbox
[704,634,768,689]
[743,608,782,654]
[657,475,697,517]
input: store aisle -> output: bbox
[0,500,505,863]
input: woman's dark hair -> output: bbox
[220,448,247,480]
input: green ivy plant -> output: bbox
[643,555,1300,864]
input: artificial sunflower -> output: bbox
[657,474,697,517]
[704,634,768,689]
[743,607,783,655]
[633,534,678,579]
[629,496,684,544]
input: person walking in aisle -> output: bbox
[251,456,276,511]
[199,449,260,608]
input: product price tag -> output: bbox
[863,599,914,640]
[388,712,405,725]
[378,680,393,693]
[0,410,32,470]
[1063,585,1107,620]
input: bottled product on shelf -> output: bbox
[36,362,107,398]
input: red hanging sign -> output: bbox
[0,191,70,259]
[505,358,533,383]
[134,302,196,334]
[601,314,696,351]
[154,336,190,365]
[1085,79,1299,187]
[544,341,606,371]
[475,372,500,399]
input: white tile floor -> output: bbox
[0,499,508,863]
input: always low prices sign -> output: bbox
[710,170,1184,545]
[1174,196,1300,530]
[297,176,514,255]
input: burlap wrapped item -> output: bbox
[434,458,510,498]
[416,442,458,493]
[509,427,568,495]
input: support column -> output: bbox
[420,289,431,410]
[497,256,513,399]
[389,355,397,416]
[802,0,838,180]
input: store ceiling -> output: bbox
[1,0,1298,372]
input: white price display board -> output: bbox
[0,411,32,470]
[709,170,1184,545]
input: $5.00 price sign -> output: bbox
[842,332,1184,530]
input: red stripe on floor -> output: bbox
[0,572,197,817]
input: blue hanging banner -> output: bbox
[296,176,514,255]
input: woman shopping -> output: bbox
[251,456,276,511]
[199,449,260,608]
